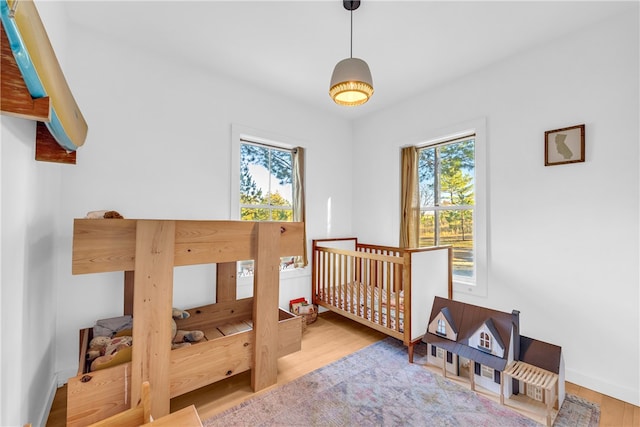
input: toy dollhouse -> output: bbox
[422,296,565,426]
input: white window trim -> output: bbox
[412,117,488,298]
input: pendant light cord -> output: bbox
[350,8,353,58]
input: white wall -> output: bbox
[352,11,639,405]
[0,2,69,425]
[53,21,353,384]
[1,118,62,426]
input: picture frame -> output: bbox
[544,124,585,166]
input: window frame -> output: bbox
[413,118,487,297]
[481,365,494,380]
[230,124,307,279]
[479,331,492,351]
[239,140,294,222]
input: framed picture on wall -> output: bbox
[545,124,585,166]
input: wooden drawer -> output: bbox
[66,300,302,426]
[67,328,131,427]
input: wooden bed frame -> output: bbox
[312,238,452,363]
[67,219,304,426]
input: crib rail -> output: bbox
[312,241,406,341]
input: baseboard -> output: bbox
[57,368,76,387]
[37,375,59,427]
[566,368,639,406]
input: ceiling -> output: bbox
[62,1,632,119]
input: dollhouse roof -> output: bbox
[440,307,458,333]
[519,335,563,374]
[423,297,563,376]
[423,296,519,371]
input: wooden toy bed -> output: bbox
[67,219,305,426]
[312,238,452,362]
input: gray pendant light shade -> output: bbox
[329,57,374,106]
[329,0,373,106]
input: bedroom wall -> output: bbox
[0,3,68,426]
[1,119,61,425]
[351,10,639,406]
[53,19,353,385]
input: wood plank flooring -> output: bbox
[46,312,639,426]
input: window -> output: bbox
[437,319,446,335]
[436,347,445,359]
[481,365,494,379]
[402,118,487,296]
[526,384,543,401]
[231,124,306,277]
[240,142,293,222]
[418,135,475,280]
[479,331,492,351]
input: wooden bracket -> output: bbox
[1,21,50,121]
[35,122,76,164]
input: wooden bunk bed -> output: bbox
[67,219,305,426]
[312,238,452,363]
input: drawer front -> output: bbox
[169,331,252,398]
[66,362,131,427]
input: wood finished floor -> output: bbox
[46,312,639,426]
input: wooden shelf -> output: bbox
[1,0,85,165]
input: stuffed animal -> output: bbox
[171,308,205,349]
[87,309,204,371]
[85,210,124,219]
[87,334,133,371]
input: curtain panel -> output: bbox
[399,146,419,248]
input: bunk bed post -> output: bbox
[123,271,134,315]
[251,222,281,391]
[216,262,237,302]
[131,220,176,419]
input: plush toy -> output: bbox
[85,210,124,219]
[87,334,133,371]
[87,309,204,371]
[171,308,205,349]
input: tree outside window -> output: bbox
[418,136,475,280]
[239,142,295,275]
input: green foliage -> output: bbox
[417,138,475,276]
[240,143,292,186]
[418,138,474,208]
[240,161,263,204]
[240,143,294,222]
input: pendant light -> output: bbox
[329,0,373,106]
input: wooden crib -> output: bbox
[67,219,304,426]
[312,238,452,362]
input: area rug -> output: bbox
[204,337,599,427]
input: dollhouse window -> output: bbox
[437,319,446,335]
[436,347,445,359]
[481,365,494,379]
[479,332,491,350]
[527,384,543,401]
